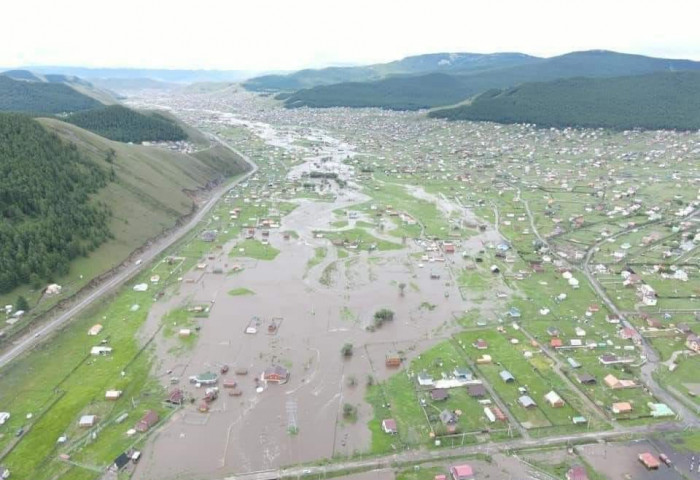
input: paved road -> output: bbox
[0,136,258,370]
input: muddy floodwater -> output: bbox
[132,110,507,480]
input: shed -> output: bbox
[649,403,674,417]
[576,373,596,385]
[467,384,486,398]
[105,390,122,401]
[612,402,632,414]
[544,390,564,407]
[499,370,515,383]
[88,324,103,336]
[518,395,537,408]
[430,388,449,401]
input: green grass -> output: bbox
[307,247,328,270]
[229,239,281,261]
[317,228,403,252]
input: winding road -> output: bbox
[0,135,258,370]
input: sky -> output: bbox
[3,0,700,71]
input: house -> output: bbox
[518,395,536,408]
[439,409,457,425]
[606,314,620,324]
[550,338,563,348]
[79,415,97,428]
[544,390,564,407]
[649,403,674,418]
[381,419,397,434]
[105,390,122,401]
[499,370,515,383]
[453,367,473,381]
[572,416,587,425]
[472,339,488,350]
[450,464,474,480]
[263,366,290,384]
[686,333,700,353]
[566,465,589,480]
[638,452,660,469]
[135,410,159,433]
[88,324,103,336]
[165,389,184,406]
[576,373,596,385]
[603,374,636,389]
[612,402,632,414]
[431,388,449,401]
[417,371,434,386]
[467,384,487,398]
[598,354,633,365]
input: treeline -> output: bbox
[0,75,101,114]
[429,71,700,131]
[65,105,188,143]
[0,113,112,293]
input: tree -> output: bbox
[341,343,354,357]
[15,295,29,312]
[343,403,356,419]
[373,308,395,328]
[398,282,406,297]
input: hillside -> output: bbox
[243,52,539,91]
[429,71,700,130]
[0,75,102,113]
[282,50,700,110]
[0,113,111,293]
[0,117,249,313]
[64,105,188,143]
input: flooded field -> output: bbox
[132,111,509,480]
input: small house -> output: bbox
[450,464,474,480]
[431,388,449,401]
[165,389,184,406]
[105,390,122,401]
[544,390,564,408]
[135,410,159,433]
[603,374,636,389]
[381,419,397,434]
[576,373,596,385]
[612,402,632,414]
[263,366,290,384]
[472,339,488,350]
[567,357,581,369]
[550,338,563,348]
[518,395,537,408]
[499,370,515,383]
[467,384,486,398]
[492,406,506,421]
[417,371,434,386]
[79,415,97,428]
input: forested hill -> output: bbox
[0,113,111,293]
[0,75,102,113]
[282,50,700,111]
[428,71,700,131]
[64,105,188,143]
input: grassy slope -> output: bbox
[0,119,247,336]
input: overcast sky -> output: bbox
[3,0,699,71]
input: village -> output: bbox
[0,86,698,480]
